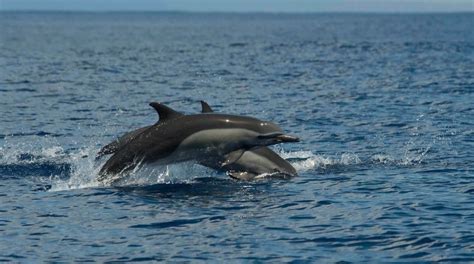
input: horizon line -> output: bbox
[1,10,473,14]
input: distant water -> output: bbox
[1,12,473,262]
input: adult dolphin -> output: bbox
[199,101,297,180]
[97,102,299,182]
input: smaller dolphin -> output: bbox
[98,102,299,182]
[199,101,297,180]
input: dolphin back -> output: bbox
[96,126,151,158]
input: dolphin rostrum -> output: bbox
[198,101,297,180]
[97,102,299,182]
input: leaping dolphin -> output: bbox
[198,101,297,180]
[97,101,298,181]
[97,102,299,182]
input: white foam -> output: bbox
[40,146,64,159]
[2,134,432,191]
[275,149,362,172]
[278,150,315,159]
[48,145,102,191]
[1,135,226,191]
[291,155,334,172]
[0,136,67,164]
[110,162,218,186]
[371,154,396,164]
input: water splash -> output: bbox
[1,135,431,191]
[48,153,223,191]
[277,148,428,173]
[49,146,102,191]
[101,162,221,187]
[0,136,67,165]
[277,149,362,172]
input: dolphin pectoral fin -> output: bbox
[96,142,118,159]
[200,101,214,113]
[221,149,245,167]
[227,171,257,181]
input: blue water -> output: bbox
[1,12,473,262]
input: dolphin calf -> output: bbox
[198,101,297,180]
[97,102,299,182]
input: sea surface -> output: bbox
[0,12,473,262]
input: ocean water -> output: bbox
[0,12,473,262]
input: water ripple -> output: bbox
[0,11,473,263]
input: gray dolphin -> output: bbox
[199,101,297,180]
[97,102,299,182]
[97,126,150,158]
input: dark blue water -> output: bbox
[1,12,473,262]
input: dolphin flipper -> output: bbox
[221,149,246,167]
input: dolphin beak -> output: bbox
[258,132,300,143]
[275,134,300,143]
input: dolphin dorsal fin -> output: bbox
[200,101,214,113]
[149,102,183,122]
